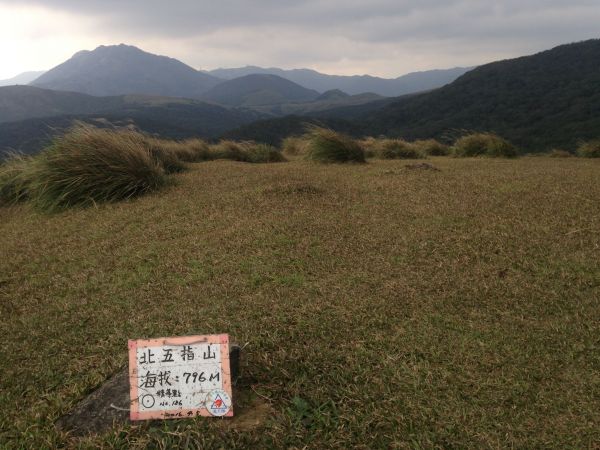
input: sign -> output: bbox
[128,334,233,420]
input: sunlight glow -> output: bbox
[0,4,99,79]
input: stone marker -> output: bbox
[128,334,234,420]
[56,341,240,436]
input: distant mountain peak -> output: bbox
[69,44,179,65]
[92,43,141,51]
[317,89,350,101]
[201,73,319,107]
[31,44,221,98]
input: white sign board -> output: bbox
[128,334,233,420]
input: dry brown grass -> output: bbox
[358,136,378,158]
[413,138,450,156]
[1,157,600,448]
[27,126,168,212]
[453,133,519,158]
[171,138,213,162]
[281,136,310,157]
[371,138,425,159]
[577,140,600,157]
[361,138,449,158]
[0,153,35,206]
[304,127,365,163]
[548,149,574,158]
[210,140,286,163]
[210,139,249,161]
[0,127,286,213]
[142,136,187,173]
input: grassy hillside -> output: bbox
[228,39,600,151]
[0,86,125,123]
[201,74,319,107]
[252,92,384,116]
[0,86,264,126]
[1,157,599,448]
[221,115,358,145]
[363,39,600,150]
[0,97,266,157]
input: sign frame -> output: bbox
[128,334,233,421]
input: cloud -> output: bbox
[0,0,598,79]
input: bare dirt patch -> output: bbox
[219,389,273,432]
[404,162,440,171]
[263,181,325,196]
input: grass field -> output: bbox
[1,157,599,448]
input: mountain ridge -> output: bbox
[5,39,600,154]
[0,85,265,156]
[22,43,472,102]
[207,65,473,96]
[31,44,222,98]
[361,39,600,150]
[223,39,600,151]
[0,71,46,87]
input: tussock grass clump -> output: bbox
[453,133,518,158]
[371,139,425,159]
[29,126,167,212]
[0,153,34,206]
[136,136,214,170]
[245,143,287,163]
[211,140,286,163]
[145,138,213,165]
[0,127,288,213]
[358,137,378,158]
[548,149,573,158]
[577,140,600,158]
[142,137,187,173]
[413,139,450,156]
[211,140,249,161]
[178,139,213,162]
[282,136,309,157]
[304,127,365,163]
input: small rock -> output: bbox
[56,345,242,436]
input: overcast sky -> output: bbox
[0,0,598,80]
